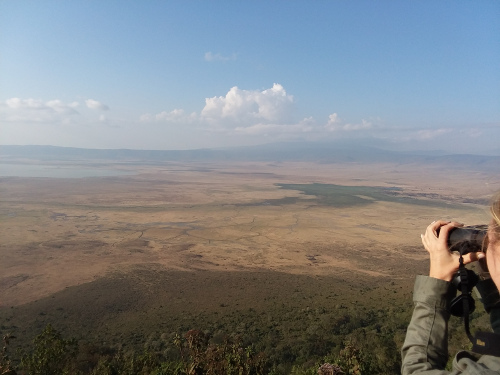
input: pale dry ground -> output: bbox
[0,160,498,306]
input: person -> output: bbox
[401,193,500,374]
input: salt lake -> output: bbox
[0,163,134,178]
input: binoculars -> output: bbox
[448,225,488,255]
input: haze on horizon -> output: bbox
[1,1,499,155]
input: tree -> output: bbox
[20,324,77,375]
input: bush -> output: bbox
[20,324,77,375]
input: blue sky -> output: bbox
[1,1,499,153]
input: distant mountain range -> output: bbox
[1,143,499,172]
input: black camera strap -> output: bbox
[450,253,478,342]
[458,255,474,343]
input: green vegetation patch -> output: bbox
[276,183,464,209]
[1,265,489,374]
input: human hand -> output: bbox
[421,220,486,282]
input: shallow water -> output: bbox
[0,163,133,178]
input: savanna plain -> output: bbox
[1,159,498,373]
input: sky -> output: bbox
[1,1,499,154]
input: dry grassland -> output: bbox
[1,160,496,309]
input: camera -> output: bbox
[448,225,488,255]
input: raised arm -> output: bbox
[401,220,484,374]
[401,275,456,374]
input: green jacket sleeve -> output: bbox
[401,275,457,375]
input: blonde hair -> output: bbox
[490,192,500,242]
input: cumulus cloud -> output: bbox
[141,84,298,133]
[324,113,373,132]
[46,100,79,113]
[85,99,109,111]
[204,51,237,62]
[141,84,476,146]
[324,113,341,131]
[154,109,186,122]
[201,84,294,128]
[0,97,118,128]
[2,98,80,123]
[6,98,44,109]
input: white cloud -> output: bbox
[46,100,79,114]
[3,90,496,154]
[2,98,80,123]
[343,119,373,131]
[141,84,297,132]
[324,113,341,131]
[140,109,197,123]
[234,117,315,136]
[6,98,44,109]
[139,113,152,122]
[324,113,373,132]
[204,51,237,62]
[155,109,185,121]
[201,83,295,128]
[462,128,483,138]
[415,128,452,140]
[85,99,109,111]
[327,113,340,124]
[0,97,118,130]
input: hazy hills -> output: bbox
[2,143,500,172]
